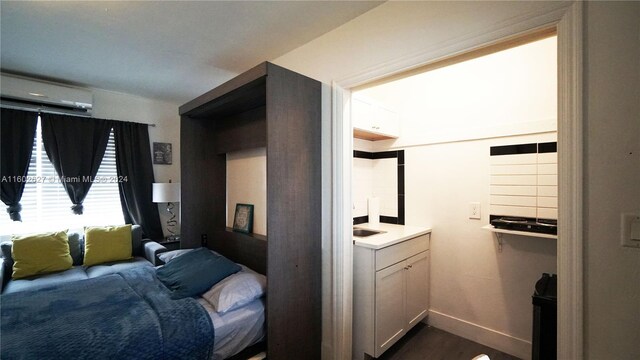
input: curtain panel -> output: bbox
[40,113,111,215]
[111,121,163,240]
[0,108,38,221]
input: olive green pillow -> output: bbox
[11,231,73,279]
[83,224,132,266]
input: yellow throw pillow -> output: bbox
[11,231,73,279]
[83,224,133,266]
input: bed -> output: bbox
[201,297,265,359]
[0,249,266,360]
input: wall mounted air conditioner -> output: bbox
[1,73,93,115]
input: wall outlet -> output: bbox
[469,202,481,220]
[201,233,208,247]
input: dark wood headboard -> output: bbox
[207,229,267,275]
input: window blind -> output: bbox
[0,117,124,235]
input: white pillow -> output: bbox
[158,248,222,264]
[202,266,266,314]
[158,249,194,263]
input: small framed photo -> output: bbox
[232,203,254,234]
[153,142,172,165]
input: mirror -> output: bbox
[353,150,404,225]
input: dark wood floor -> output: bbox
[230,323,520,360]
[377,323,521,360]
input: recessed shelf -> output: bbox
[224,227,267,241]
[482,225,557,239]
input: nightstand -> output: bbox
[158,236,180,251]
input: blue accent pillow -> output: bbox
[156,247,241,299]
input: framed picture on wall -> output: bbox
[153,142,172,165]
[233,203,254,234]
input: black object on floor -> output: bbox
[532,273,557,360]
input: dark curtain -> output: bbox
[40,113,111,215]
[0,108,38,221]
[112,121,163,240]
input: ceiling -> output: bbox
[1,1,382,104]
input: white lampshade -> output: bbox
[152,183,181,203]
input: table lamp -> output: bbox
[152,181,180,240]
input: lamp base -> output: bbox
[165,202,178,237]
[165,235,181,242]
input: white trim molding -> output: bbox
[330,2,583,359]
[331,82,354,360]
[557,2,584,359]
[428,310,531,359]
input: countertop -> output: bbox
[353,223,432,249]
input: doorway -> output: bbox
[351,33,557,359]
[329,3,582,359]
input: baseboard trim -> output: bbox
[427,310,531,360]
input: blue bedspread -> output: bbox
[1,266,214,360]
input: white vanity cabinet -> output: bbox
[404,251,430,327]
[353,233,430,359]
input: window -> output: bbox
[0,117,124,235]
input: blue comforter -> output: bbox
[1,266,214,360]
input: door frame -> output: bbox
[330,2,583,359]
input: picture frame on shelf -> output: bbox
[232,203,254,234]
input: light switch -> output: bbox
[621,213,640,249]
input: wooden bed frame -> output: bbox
[179,62,321,359]
[210,229,267,275]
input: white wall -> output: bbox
[273,1,639,358]
[405,132,557,357]
[354,138,374,152]
[584,2,640,359]
[226,148,267,236]
[358,36,557,150]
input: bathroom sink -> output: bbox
[353,228,385,237]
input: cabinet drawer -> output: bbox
[375,234,429,271]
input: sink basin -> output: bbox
[353,228,385,237]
